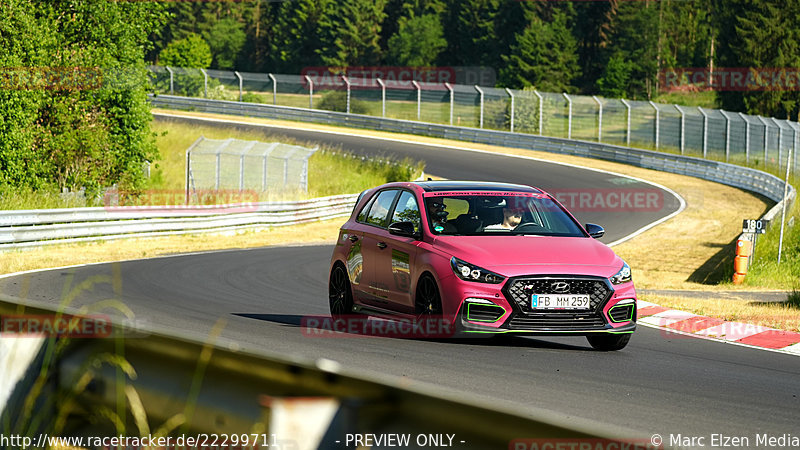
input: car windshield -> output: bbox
[424,192,586,237]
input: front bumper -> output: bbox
[446,275,637,336]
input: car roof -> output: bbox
[412,180,544,194]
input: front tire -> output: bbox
[415,274,443,318]
[329,263,354,320]
[587,333,631,351]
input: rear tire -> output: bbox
[587,333,631,351]
[329,263,354,320]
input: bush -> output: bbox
[317,90,369,114]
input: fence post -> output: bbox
[377,78,386,117]
[675,105,685,155]
[166,66,174,95]
[563,93,572,139]
[445,83,454,125]
[592,96,603,142]
[234,71,243,102]
[215,153,221,191]
[505,88,515,133]
[773,118,784,171]
[740,113,750,164]
[475,85,485,129]
[304,75,314,109]
[268,73,277,105]
[649,101,659,150]
[262,154,267,192]
[200,69,208,98]
[239,154,245,191]
[757,116,769,167]
[533,90,544,136]
[621,99,631,147]
[698,108,709,159]
[720,110,732,162]
[341,75,351,114]
[412,81,421,120]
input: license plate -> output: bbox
[531,294,591,310]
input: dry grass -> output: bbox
[647,294,800,333]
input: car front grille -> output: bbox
[503,276,614,331]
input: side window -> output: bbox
[356,194,374,223]
[365,190,398,228]
[390,191,421,233]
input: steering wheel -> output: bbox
[513,222,545,232]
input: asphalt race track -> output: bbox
[3,117,799,444]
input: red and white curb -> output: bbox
[637,300,800,355]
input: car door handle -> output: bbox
[377,242,388,249]
[349,235,359,242]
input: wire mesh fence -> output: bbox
[150,66,799,175]
[186,137,318,200]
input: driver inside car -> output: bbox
[483,206,524,230]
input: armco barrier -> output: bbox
[0,297,646,449]
[0,194,358,249]
[150,95,795,208]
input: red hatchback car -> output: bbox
[329,181,637,351]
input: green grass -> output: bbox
[651,90,719,108]
[0,187,92,210]
[148,120,423,202]
[746,197,800,289]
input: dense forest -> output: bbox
[1,0,799,193]
[150,0,800,120]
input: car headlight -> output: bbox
[450,257,505,284]
[610,262,632,285]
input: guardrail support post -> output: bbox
[720,110,732,162]
[649,100,659,150]
[505,88,515,132]
[445,83,454,125]
[778,148,792,264]
[166,66,174,95]
[740,113,750,164]
[675,105,685,155]
[200,69,208,98]
[593,95,603,142]
[235,71,243,102]
[305,75,314,109]
[563,93,572,139]
[377,78,386,117]
[621,99,631,146]
[268,73,277,105]
[412,81,421,120]
[698,107,709,159]
[533,90,544,136]
[475,85,485,129]
[341,75,351,114]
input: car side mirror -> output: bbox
[388,221,419,239]
[585,223,605,239]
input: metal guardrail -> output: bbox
[0,297,643,449]
[151,95,796,208]
[0,194,358,249]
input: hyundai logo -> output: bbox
[551,281,570,293]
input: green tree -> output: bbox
[317,0,388,67]
[206,17,247,70]
[271,0,331,73]
[387,14,447,66]
[597,54,633,98]
[158,33,212,68]
[499,10,580,92]
[0,0,167,195]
